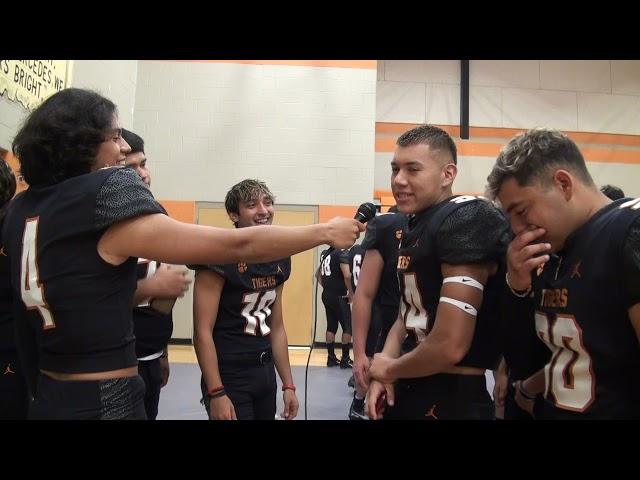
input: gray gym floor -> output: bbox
[157,362,496,420]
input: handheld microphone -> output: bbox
[354,202,377,224]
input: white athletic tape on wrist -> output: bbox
[439,297,478,316]
[442,276,484,291]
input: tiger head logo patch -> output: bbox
[238,263,248,273]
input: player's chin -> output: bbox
[393,198,414,214]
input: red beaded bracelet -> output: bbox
[208,385,225,395]
[281,384,296,392]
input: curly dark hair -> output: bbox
[12,88,118,186]
[0,158,16,210]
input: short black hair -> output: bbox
[122,129,144,155]
[12,88,118,186]
[600,184,625,200]
[396,124,457,165]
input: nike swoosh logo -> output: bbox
[462,278,470,282]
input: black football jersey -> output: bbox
[319,248,348,295]
[0,214,14,351]
[194,258,291,355]
[133,259,174,358]
[347,244,366,292]
[1,168,166,375]
[532,198,640,418]
[361,213,407,308]
[499,289,551,381]
[397,196,510,370]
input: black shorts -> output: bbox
[384,373,493,420]
[322,290,351,335]
[138,357,163,420]
[201,349,277,420]
[29,373,146,420]
[0,349,29,420]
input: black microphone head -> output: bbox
[354,202,377,223]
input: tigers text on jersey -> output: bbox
[1,168,166,375]
[397,196,510,370]
[194,258,291,356]
[134,259,174,358]
[361,213,407,308]
[532,198,640,418]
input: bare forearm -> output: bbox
[352,294,374,358]
[270,326,294,385]
[380,317,405,359]
[522,369,546,396]
[193,330,223,390]
[106,215,334,265]
[388,333,461,379]
[133,278,155,305]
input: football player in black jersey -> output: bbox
[0,157,28,419]
[340,243,365,388]
[350,210,406,420]
[191,179,298,420]
[1,88,363,420]
[318,248,354,368]
[366,125,510,420]
[121,129,192,420]
[487,128,640,419]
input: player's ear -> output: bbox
[228,212,239,224]
[441,163,457,188]
[553,169,574,201]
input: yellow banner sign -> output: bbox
[0,60,71,111]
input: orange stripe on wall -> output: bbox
[377,138,504,157]
[376,122,640,147]
[318,205,358,224]
[581,148,640,164]
[159,200,195,224]
[175,60,377,70]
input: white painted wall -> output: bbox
[375,61,640,197]
[133,61,376,206]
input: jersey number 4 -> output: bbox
[20,217,55,328]
[536,312,594,412]
[241,289,277,336]
[400,273,428,342]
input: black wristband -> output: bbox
[518,381,536,401]
[208,389,227,400]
